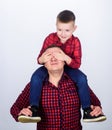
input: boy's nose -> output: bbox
[61,31,65,37]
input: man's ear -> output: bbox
[44,63,47,68]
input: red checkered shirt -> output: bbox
[10,73,101,130]
[37,32,82,69]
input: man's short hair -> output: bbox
[44,44,62,52]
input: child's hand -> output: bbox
[53,50,65,61]
[39,51,52,64]
[53,49,72,64]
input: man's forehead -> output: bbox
[47,47,61,52]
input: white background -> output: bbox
[0,0,112,130]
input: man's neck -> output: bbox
[48,70,63,87]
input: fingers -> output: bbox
[53,51,65,60]
[18,107,32,116]
[42,51,52,57]
[42,49,66,62]
[41,51,52,63]
[90,105,103,116]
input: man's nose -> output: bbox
[51,56,57,61]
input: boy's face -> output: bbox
[56,21,77,43]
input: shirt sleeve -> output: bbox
[68,37,82,69]
[89,87,101,107]
[10,83,30,121]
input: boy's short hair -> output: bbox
[57,10,76,23]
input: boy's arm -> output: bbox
[37,34,82,69]
[66,37,82,69]
[10,83,30,121]
[37,33,57,64]
[54,37,82,69]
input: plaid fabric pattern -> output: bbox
[38,74,81,130]
[10,73,101,130]
[37,33,82,69]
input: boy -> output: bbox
[18,10,106,123]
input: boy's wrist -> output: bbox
[65,55,72,65]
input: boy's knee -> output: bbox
[79,74,87,83]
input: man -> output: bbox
[10,46,106,130]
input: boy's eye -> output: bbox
[58,29,69,32]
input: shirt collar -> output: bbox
[44,72,70,84]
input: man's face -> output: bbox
[44,47,65,72]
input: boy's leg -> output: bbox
[64,66,106,122]
[64,66,90,109]
[30,66,48,107]
[18,66,48,123]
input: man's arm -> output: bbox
[10,83,30,121]
[89,87,101,107]
[89,87,104,116]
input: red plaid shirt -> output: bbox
[10,73,101,130]
[37,33,82,68]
